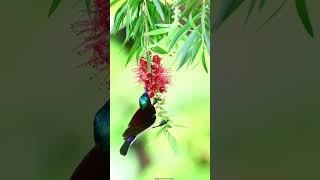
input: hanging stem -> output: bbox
[142,0,152,72]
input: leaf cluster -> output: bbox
[48,0,92,17]
[214,0,315,37]
[112,0,211,72]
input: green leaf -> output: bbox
[202,47,208,73]
[146,28,170,36]
[214,0,245,29]
[155,23,172,28]
[257,0,287,31]
[125,1,131,43]
[295,0,314,37]
[244,0,257,25]
[111,0,122,7]
[259,0,266,11]
[203,30,210,55]
[180,0,198,19]
[193,43,203,69]
[169,22,192,51]
[151,46,168,54]
[155,127,165,139]
[126,38,141,66]
[48,0,62,17]
[154,0,165,21]
[177,31,196,70]
[84,0,91,16]
[166,131,178,154]
[132,17,143,38]
[146,2,156,30]
[135,47,143,64]
[112,2,127,34]
[189,13,200,35]
[189,34,201,65]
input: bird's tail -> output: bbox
[120,139,133,156]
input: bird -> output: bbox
[70,100,110,180]
[120,92,156,156]
[94,100,110,151]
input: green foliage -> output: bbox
[48,0,62,17]
[111,0,210,72]
[48,0,92,17]
[215,0,315,37]
[295,0,314,37]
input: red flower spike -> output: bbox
[148,91,155,98]
[134,55,171,98]
[72,0,109,73]
[152,55,161,64]
[159,86,166,93]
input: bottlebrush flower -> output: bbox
[135,55,171,98]
[71,0,109,79]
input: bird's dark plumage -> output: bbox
[70,100,110,180]
[94,101,110,151]
[120,93,156,156]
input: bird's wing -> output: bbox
[129,105,156,126]
[122,125,146,139]
[128,109,144,126]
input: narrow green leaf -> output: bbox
[192,43,203,69]
[155,127,165,139]
[125,1,131,43]
[202,47,208,73]
[295,0,314,37]
[189,34,201,65]
[259,0,266,11]
[203,30,210,55]
[111,0,122,7]
[177,31,196,70]
[126,38,141,66]
[257,0,287,31]
[48,0,62,17]
[111,2,127,34]
[155,23,172,28]
[214,0,245,29]
[169,23,191,51]
[189,13,200,35]
[166,131,178,154]
[151,46,168,54]
[146,2,156,30]
[180,0,198,19]
[132,17,143,38]
[154,0,165,21]
[146,28,170,36]
[135,47,143,65]
[244,0,257,25]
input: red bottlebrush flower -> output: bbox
[152,55,162,64]
[71,0,109,81]
[135,55,171,98]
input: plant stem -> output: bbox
[143,0,152,72]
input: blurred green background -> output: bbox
[0,1,105,179]
[110,35,210,180]
[4,1,320,180]
[214,1,320,179]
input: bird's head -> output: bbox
[139,92,151,109]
